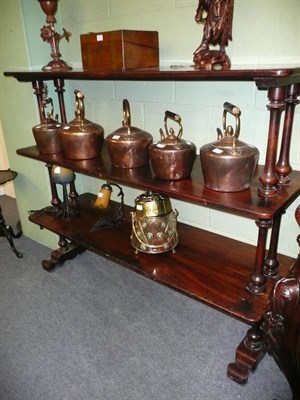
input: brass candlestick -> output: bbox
[38,0,72,71]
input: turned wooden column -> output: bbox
[32,80,46,122]
[53,77,67,124]
[45,163,61,208]
[264,212,284,277]
[53,78,78,206]
[248,219,272,294]
[258,86,286,197]
[276,83,300,186]
[32,79,62,208]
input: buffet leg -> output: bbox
[227,323,265,384]
[42,235,85,271]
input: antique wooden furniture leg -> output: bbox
[229,82,298,379]
[227,322,266,384]
[229,205,300,388]
[228,214,282,381]
[42,235,85,271]
[262,205,300,399]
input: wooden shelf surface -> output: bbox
[29,193,293,324]
[4,66,300,89]
[17,145,300,220]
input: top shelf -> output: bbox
[4,66,300,89]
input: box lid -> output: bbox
[80,30,158,48]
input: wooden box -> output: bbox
[80,30,159,71]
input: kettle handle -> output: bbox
[39,84,56,123]
[74,90,85,126]
[122,99,131,133]
[221,102,241,139]
[41,97,55,123]
[163,111,183,140]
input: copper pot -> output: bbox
[105,99,153,168]
[200,102,259,192]
[60,90,104,160]
[150,111,196,180]
[32,97,63,154]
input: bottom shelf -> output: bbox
[29,193,293,324]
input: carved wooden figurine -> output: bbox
[193,0,234,70]
[263,205,300,399]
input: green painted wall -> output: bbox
[0,0,58,248]
[1,0,299,256]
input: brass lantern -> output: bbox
[131,191,179,254]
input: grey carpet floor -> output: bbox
[0,195,292,400]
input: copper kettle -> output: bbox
[200,102,259,192]
[60,90,104,160]
[150,111,196,180]
[32,97,63,154]
[105,99,153,168]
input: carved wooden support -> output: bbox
[262,205,300,399]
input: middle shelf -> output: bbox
[18,144,300,220]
